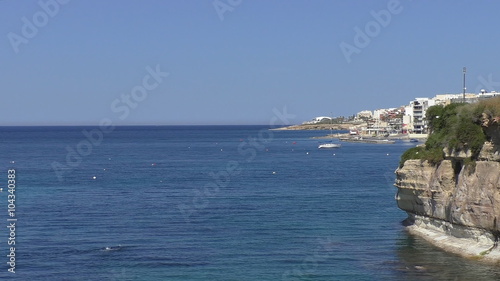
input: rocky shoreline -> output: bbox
[405,214,500,263]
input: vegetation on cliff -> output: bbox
[400,97,500,167]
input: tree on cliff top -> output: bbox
[399,97,500,167]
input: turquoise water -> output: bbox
[0,126,499,280]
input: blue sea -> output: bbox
[1,125,500,280]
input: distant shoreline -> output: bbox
[271,123,354,131]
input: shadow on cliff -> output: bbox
[485,123,500,153]
[401,217,415,227]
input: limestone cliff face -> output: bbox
[396,158,500,232]
[396,123,500,244]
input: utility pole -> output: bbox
[463,67,466,103]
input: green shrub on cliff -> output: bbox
[399,146,444,167]
[428,102,486,157]
[425,103,467,152]
[400,99,495,167]
[473,96,500,121]
[400,146,424,167]
[453,113,486,156]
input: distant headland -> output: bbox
[277,91,500,141]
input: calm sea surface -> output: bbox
[0,126,499,280]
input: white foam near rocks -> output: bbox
[406,214,500,263]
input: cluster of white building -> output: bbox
[355,91,500,136]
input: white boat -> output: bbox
[318,143,341,149]
[318,114,341,149]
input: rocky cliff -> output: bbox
[395,121,500,262]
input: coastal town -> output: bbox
[281,90,500,140]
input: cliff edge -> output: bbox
[395,99,500,263]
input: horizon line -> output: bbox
[0,124,296,127]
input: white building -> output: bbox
[373,108,397,121]
[356,110,373,120]
[405,98,436,134]
[402,105,413,133]
[302,116,332,124]
[433,94,462,105]
[478,91,500,100]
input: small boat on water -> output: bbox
[318,143,341,149]
[318,114,341,149]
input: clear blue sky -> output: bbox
[1,0,499,125]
